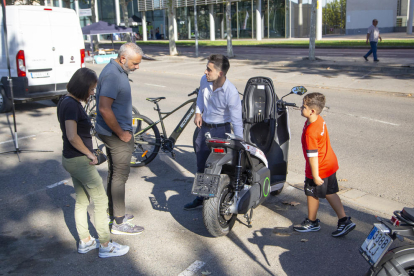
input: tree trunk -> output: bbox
[226,0,234,57]
[119,0,131,42]
[90,0,99,51]
[168,3,178,56]
[308,0,317,61]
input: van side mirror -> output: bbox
[291,86,307,95]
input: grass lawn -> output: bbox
[128,39,414,48]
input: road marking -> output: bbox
[342,113,399,126]
[145,83,166,88]
[159,154,195,178]
[0,135,36,145]
[47,180,69,189]
[178,260,206,276]
[1,179,71,206]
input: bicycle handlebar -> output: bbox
[188,88,199,97]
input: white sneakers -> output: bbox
[98,241,130,258]
[78,236,100,254]
[78,236,129,258]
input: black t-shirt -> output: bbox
[57,96,93,158]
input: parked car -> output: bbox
[0,6,85,113]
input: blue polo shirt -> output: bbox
[95,59,133,136]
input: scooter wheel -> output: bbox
[203,174,237,237]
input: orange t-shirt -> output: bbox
[301,115,339,179]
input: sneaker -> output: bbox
[111,220,144,235]
[293,218,321,232]
[363,56,368,61]
[99,241,129,258]
[374,59,380,62]
[78,236,100,254]
[183,198,203,210]
[332,217,356,237]
[108,214,134,225]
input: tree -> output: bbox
[167,1,178,55]
[90,0,99,51]
[119,0,131,42]
[323,0,346,34]
[225,0,233,57]
[308,0,316,61]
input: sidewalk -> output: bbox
[86,32,414,74]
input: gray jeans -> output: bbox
[99,132,134,217]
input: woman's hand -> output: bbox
[87,152,98,165]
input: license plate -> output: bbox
[191,173,221,197]
[31,72,50,78]
[359,223,393,267]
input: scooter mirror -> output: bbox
[291,86,307,95]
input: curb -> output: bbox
[286,170,406,217]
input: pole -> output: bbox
[194,0,198,57]
[408,0,414,34]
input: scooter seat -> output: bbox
[402,207,414,222]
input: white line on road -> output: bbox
[178,260,206,276]
[145,83,166,88]
[1,179,71,206]
[343,113,400,126]
[47,180,69,189]
[0,135,36,145]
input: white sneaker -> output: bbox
[99,241,129,258]
[78,236,100,254]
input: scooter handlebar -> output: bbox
[284,102,297,107]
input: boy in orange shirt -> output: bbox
[293,93,355,237]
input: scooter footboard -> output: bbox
[191,173,223,198]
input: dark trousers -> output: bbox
[98,132,134,217]
[195,124,231,173]
[192,124,231,202]
[364,41,378,60]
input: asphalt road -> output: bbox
[0,57,413,275]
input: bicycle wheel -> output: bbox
[131,115,161,167]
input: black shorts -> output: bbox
[304,172,339,199]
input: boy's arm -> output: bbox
[309,157,324,185]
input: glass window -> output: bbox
[267,0,285,38]
[98,0,116,24]
[237,0,254,39]
[176,7,189,40]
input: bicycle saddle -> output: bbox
[146,97,166,103]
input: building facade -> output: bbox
[42,0,414,40]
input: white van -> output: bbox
[0,5,85,113]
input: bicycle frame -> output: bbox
[135,97,197,148]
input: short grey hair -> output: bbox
[118,43,144,58]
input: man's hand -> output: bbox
[366,40,369,44]
[119,130,132,142]
[313,176,324,186]
[87,152,98,165]
[194,113,202,128]
[379,37,382,42]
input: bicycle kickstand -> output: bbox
[171,151,176,159]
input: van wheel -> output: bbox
[0,87,12,113]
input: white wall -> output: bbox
[346,0,398,34]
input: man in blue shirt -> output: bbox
[184,54,243,210]
[96,43,144,235]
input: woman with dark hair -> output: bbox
[57,68,129,258]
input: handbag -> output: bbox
[92,124,107,165]
[93,148,107,165]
